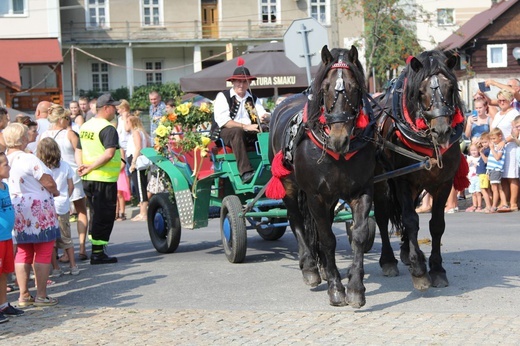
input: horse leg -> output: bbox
[374,182,399,277]
[428,184,450,287]
[308,199,346,307]
[284,189,321,287]
[345,193,372,308]
[397,183,431,291]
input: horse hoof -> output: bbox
[382,263,399,277]
[400,252,411,266]
[328,289,347,307]
[346,291,366,309]
[302,270,321,287]
[430,271,449,288]
[411,274,431,291]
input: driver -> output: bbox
[211,63,270,183]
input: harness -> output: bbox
[281,53,375,165]
[383,72,464,160]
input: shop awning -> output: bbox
[0,38,63,89]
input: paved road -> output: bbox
[2,205,520,344]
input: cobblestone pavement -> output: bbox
[2,206,520,345]
[3,306,520,345]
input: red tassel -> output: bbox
[453,152,470,191]
[319,115,326,124]
[266,177,286,199]
[451,108,464,128]
[406,56,414,65]
[271,151,291,177]
[415,117,427,130]
[356,112,369,128]
[237,57,245,66]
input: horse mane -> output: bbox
[307,47,366,125]
[403,50,463,119]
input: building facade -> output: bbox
[59,0,364,102]
[0,0,63,110]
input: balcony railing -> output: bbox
[61,20,289,44]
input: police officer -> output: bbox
[77,93,121,264]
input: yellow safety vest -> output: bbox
[79,118,120,182]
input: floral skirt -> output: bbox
[12,193,60,244]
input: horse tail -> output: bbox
[386,178,405,235]
[298,190,319,259]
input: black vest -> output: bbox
[209,90,258,141]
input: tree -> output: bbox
[341,0,429,91]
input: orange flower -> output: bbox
[168,113,178,122]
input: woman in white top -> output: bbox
[68,100,84,133]
[40,105,89,260]
[491,89,520,211]
[126,114,150,221]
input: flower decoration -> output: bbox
[154,98,213,158]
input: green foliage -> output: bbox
[78,86,129,101]
[263,98,276,112]
[112,86,130,101]
[341,0,427,90]
[130,83,183,110]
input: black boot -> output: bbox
[90,245,117,265]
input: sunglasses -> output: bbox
[62,116,71,121]
[497,99,508,103]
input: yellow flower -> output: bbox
[160,116,168,123]
[199,102,211,113]
[155,124,169,137]
[201,136,211,147]
[177,103,190,116]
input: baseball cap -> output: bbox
[96,93,121,108]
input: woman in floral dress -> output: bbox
[4,123,60,307]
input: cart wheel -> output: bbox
[346,217,376,253]
[221,195,247,263]
[256,218,286,241]
[147,193,181,253]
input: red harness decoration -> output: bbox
[304,103,361,161]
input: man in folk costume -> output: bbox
[212,58,270,183]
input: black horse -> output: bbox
[267,46,375,307]
[372,50,467,291]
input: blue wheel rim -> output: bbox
[153,210,166,237]
[223,217,232,243]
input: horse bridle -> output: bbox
[324,53,361,124]
[418,74,456,120]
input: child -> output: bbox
[36,138,79,275]
[0,152,25,322]
[476,132,493,213]
[465,143,482,212]
[487,128,508,213]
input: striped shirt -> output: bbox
[487,144,505,172]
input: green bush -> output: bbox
[78,86,130,102]
[130,83,183,110]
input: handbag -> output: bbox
[135,155,152,171]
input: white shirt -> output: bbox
[491,108,520,137]
[117,115,131,151]
[51,161,75,215]
[126,129,147,159]
[213,89,267,128]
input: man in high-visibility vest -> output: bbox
[77,93,121,265]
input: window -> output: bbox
[142,0,163,26]
[86,0,109,29]
[260,0,278,24]
[437,9,454,26]
[92,62,109,92]
[487,44,508,68]
[145,61,163,85]
[310,0,329,25]
[0,0,26,16]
